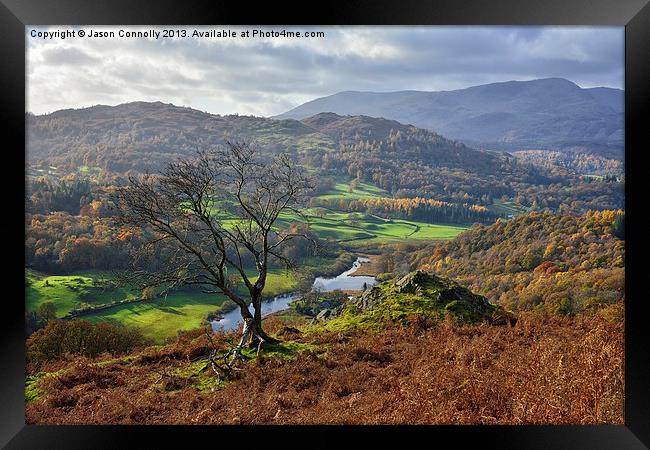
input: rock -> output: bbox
[319,300,338,309]
[316,309,332,321]
[341,270,512,325]
[311,270,516,329]
[395,270,431,293]
[357,285,384,310]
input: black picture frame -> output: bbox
[2,0,648,448]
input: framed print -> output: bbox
[2,0,649,447]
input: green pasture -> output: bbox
[82,269,297,342]
[25,270,139,317]
[318,180,389,200]
[276,210,467,244]
[581,174,606,181]
[26,268,298,342]
[82,291,226,342]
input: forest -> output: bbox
[369,210,624,317]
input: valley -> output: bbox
[24,93,625,426]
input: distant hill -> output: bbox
[27,102,624,214]
[26,102,499,176]
[27,102,337,173]
[300,112,414,145]
[275,78,624,156]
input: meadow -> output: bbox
[278,210,467,244]
[26,268,298,342]
[316,180,389,200]
[221,179,468,244]
[26,270,139,317]
[82,292,226,342]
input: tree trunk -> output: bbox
[251,296,279,344]
[238,302,254,322]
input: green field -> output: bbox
[25,270,139,317]
[26,268,298,342]
[277,210,467,244]
[205,178,467,244]
[298,179,467,242]
[581,174,606,181]
[78,165,102,174]
[213,207,466,245]
[82,291,227,342]
[318,180,389,200]
[83,269,297,342]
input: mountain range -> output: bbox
[275,78,623,155]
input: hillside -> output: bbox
[25,298,623,425]
[26,102,336,173]
[300,112,414,144]
[512,149,623,177]
[27,102,504,176]
[384,210,625,316]
[27,103,624,223]
[27,104,554,207]
[276,78,624,155]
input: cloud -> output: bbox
[26,26,623,116]
[40,46,101,65]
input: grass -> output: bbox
[318,181,389,200]
[581,174,606,180]
[276,210,466,244]
[25,373,44,402]
[204,179,467,244]
[240,340,316,361]
[26,266,299,343]
[25,269,139,317]
[78,165,102,174]
[82,292,228,342]
[25,368,69,403]
[246,269,297,296]
[78,270,298,343]
[26,312,624,425]
[214,208,466,245]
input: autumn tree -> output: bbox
[37,302,57,324]
[113,141,313,362]
[613,212,625,239]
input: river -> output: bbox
[210,256,377,332]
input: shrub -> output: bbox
[26,319,149,370]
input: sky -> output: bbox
[26,26,624,116]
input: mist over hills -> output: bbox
[275,78,623,156]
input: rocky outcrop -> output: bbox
[323,270,516,326]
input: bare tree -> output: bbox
[113,141,313,361]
